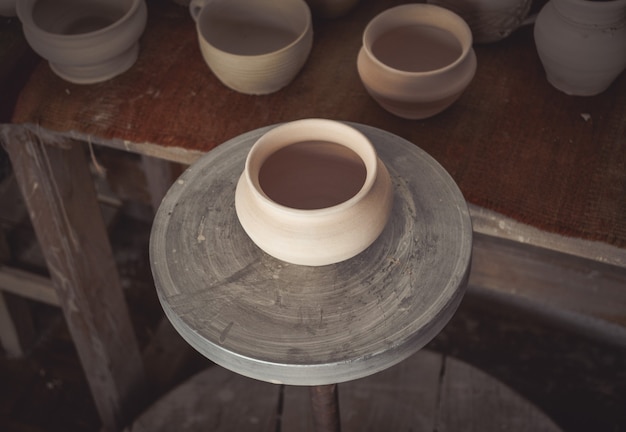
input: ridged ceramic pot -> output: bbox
[235,119,393,266]
[357,4,477,119]
[190,0,313,95]
[17,0,147,84]
[534,0,626,96]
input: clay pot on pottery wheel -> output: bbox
[534,0,626,96]
[427,0,533,43]
[357,4,477,119]
[16,0,147,84]
[235,119,393,266]
[190,0,313,95]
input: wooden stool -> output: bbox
[149,123,473,431]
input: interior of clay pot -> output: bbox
[371,24,463,72]
[32,0,130,35]
[258,141,367,210]
[200,2,307,55]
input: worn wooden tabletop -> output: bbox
[150,123,472,385]
[7,0,626,250]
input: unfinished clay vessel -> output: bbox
[427,0,532,43]
[190,0,313,95]
[17,0,147,84]
[235,119,393,266]
[534,0,626,96]
[357,4,477,119]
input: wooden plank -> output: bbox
[469,233,626,330]
[9,125,204,165]
[129,350,562,432]
[140,155,176,212]
[0,292,26,357]
[436,355,561,432]
[1,129,146,431]
[470,204,626,268]
[0,266,58,306]
[0,213,37,357]
[127,366,280,432]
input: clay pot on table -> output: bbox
[357,4,477,119]
[534,0,626,96]
[190,0,313,95]
[16,0,147,84]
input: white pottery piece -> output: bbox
[16,0,147,84]
[235,119,393,266]
[0,0,16,17]
[190,0,313,95]
[534,0,626,96]
[304,0,360,19]
[357,4,477,120]
[427,0,532,43]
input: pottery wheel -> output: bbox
[150,122,472,386]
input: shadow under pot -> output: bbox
[17,0,148,84]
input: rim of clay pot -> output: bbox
[244,119,378,216]
[198,0,312,59]
[362,4,473,77]
[17,0,143,39]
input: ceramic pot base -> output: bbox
[17,0,147,85]
[49,43,139,84]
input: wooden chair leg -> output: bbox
[140,155,176,213]
[3,130,146,431]
[0,217,36,357]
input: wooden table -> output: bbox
[1,0,625,430]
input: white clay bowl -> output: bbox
[190,0,313,95]
[235,119,393,266]
[357,4,477,119]
[17,0,147,84]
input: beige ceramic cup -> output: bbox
[357,4,477,119]
[235,119,393,266]
[190,0,313,95]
